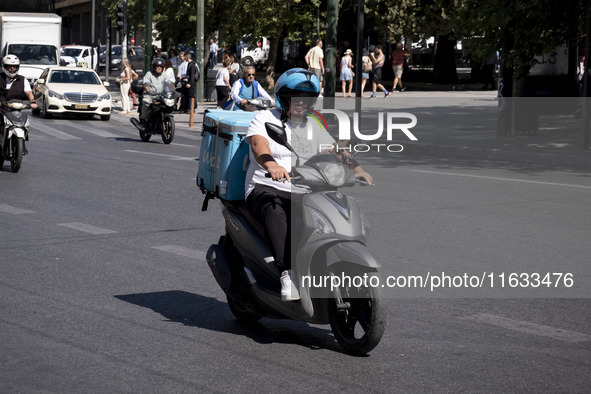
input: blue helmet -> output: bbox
[274,68,320,112]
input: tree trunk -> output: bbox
[264,20,284,91]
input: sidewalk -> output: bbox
[109,87,591,172]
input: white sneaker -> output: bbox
[281,270,300,301]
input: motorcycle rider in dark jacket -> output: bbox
[0,55,37,154]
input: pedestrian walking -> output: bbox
[340,49,354,98]
[209,39,219,69]
[116,59,132,114]
[391,42,410,92]
[370,45,390,98]
[215,58,232,108]
[305,39,325,87]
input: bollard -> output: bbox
[189,98,195,128]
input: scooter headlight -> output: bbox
[309,207,335,235]
[316,162,347,187]
[48,90,63,99]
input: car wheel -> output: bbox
[100,114,111,121]
[42,98,52,119]
[242,56,254,67]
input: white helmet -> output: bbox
[2,55,20,78]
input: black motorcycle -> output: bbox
[130,80,178,144]
[0,99,37,172]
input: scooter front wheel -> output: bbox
[328,267,386,356]
[10,138,23,173]
[227,296,261,323]
[161,117,175,144]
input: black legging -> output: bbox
[247,184,292,271]
[215,85,230,107]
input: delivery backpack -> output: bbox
[196,109,257,210]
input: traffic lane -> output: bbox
[348,155,591,298]
[2,121,590,390]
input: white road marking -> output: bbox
[57,222,118,235]
[31,123,81,140]
[409,169,591,190]
[462,313,591,343]
[123,149,196,161]
[152,245,207,260]
[73,125,119,138]
[0,204,35,215]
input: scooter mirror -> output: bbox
[264,122,300,165]
[265,122,289,148]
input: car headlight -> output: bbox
[98,93,111,101]
[48,90,63,99]
[309,207,335,235]
[112,59,121,65]
[316,162,347,187]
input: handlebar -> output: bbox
[2,100,35,110]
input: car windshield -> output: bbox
[111,47,122,56]
[8,44,58,65]
[62,48,84,57]
[49,70,101,85]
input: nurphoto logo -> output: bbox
[306,109,418,153]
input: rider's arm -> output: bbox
[257,84,273,101]
[230,81,242,104]
[247,135,290,182]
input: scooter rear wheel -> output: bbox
[10,138,23,173]
[227,296,261,323]
[328,267,386,356]
[139,129,151,142]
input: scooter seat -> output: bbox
[227,200,266,239]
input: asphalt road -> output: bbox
[1,112,590,392]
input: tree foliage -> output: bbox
[101,0,588,81]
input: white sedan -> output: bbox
[33,66,112,121]
[60,45,98,69]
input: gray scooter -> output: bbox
[206,122,386,355]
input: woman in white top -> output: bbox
[215,58,232,108]
[164,59,176,84]
[116,58,132,114]
[340,49,354,98]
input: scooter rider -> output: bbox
[0,55,37,154]
[245,68,373,301]
[229,66,273,110]
[139,57,168,129]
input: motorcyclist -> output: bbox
[0,55,37,154]
[244,68,373,301]
[139,57,169,130]
[229,66,273,111]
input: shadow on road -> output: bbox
[115,290,343,353]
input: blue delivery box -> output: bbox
[197,110,257,201]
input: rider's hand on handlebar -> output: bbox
[266,162,290,182]
[355,170,374,186]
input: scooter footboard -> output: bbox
[206,244,232,292]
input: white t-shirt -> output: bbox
[215,68,229,86]
[245,108,335,197]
